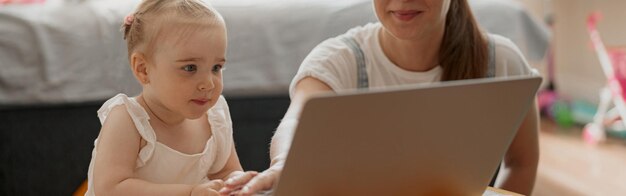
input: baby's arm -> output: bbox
[93,106,222,195]
[208,144,249,181]
[208,143,259,194]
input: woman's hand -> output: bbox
[191,180,225,196]
[219,77,331,195]
[218,171,257,195]
[219,163,283,196]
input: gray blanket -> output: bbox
[0,0,549,104]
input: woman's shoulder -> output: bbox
[491,34,524,59]
[314,22,380,53]
[290,23,382,95]
[302,36,356,71]
[490,34,538,77]
[343,22,381,40]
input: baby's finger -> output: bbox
[206,179,225,190]
[206,188,221,196]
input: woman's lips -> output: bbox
[391,10,421,21]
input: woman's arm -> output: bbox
[94,106,221,196]
[497,99,539,195]
[220,76,334,195]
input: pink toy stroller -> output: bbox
[583,12,626,144]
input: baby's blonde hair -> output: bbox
[122,0,223,60]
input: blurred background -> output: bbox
[0,0,625,195]
[518,0,626,195]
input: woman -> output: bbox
[222,0,539,195]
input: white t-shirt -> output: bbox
[289,22,538,98]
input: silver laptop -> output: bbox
[270,76,541,196]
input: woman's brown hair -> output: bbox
[439,0,488,81]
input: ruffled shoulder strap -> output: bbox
[96,93,157,167]
[207,95,232,132]
[203,95,235,174]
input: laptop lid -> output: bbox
[273,76,542,196]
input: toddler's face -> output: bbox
[146,22,227,119]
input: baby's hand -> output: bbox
[191,180,225,196]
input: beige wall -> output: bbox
[552,0,626,103]
[512,0,551,89]
[516,0,626,104]
[516,0,550,21]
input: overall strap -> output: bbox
[342,34,496,88]
[341,37,369,89]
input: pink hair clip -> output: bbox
[124,15,134,25]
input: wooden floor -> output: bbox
[533,119,626,195]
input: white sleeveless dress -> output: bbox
[85,94,234,196]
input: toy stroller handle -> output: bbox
[587,12,615,78]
